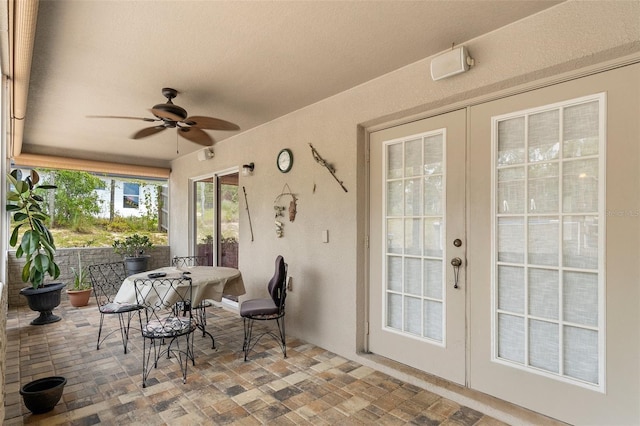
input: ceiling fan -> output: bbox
[88,88,240,146]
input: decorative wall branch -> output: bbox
[242,186,254,242]
[309,143,348,193]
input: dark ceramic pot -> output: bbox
[20,376,67,414]
[124,255,150,276]
[19,282,66,325]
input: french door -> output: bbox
[467,63,639,425]
[369,109,467,385]
[369,63,639,424]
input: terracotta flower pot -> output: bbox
[67,288,92,307]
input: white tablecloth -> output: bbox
[114,266,245,306]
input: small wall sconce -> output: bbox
[242,162,255,176]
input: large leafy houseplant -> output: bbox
[7,170,60,289]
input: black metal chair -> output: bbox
[87,262,144,354]
[134,276,197,388]
[240,255,288,361]
[171,256,215,348]
[172,256,210,268]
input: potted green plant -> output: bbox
[67,252,92,307]
[6,169,65,325]
[7,169,67,413]
[113,233,153,275]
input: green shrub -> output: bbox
[104,216,131,232]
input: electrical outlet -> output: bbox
[287,276,293,291]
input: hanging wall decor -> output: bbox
[274,205,285,238]
[309,143,348,192]
[273,184,298,237]
[275,219,284,238]
[288,196,297,222]
[274,183,298,222]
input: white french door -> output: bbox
[369,109,467,385]
[369,63,640,425]
[467,63,639,425]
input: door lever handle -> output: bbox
[451,257,462,289]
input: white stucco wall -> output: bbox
[169,2,639,422]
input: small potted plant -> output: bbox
[67,252,92,307]
[6,169,65,325]
[113,233,153,275]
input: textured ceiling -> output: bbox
[21,0,561,168]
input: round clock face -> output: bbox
[277,148,293,173]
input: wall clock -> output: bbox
[277,148,293,173]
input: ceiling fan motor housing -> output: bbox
[152,102,188,121]
[153,87,188,121]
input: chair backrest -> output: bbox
[172,256,210,268]
[88,262,128,306]
[267,255,287,312]
[133,277,194,335]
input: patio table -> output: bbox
[114,266,245,307]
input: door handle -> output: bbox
[451,257,462,289]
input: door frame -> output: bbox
[189,166,238,262]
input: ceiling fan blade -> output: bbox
[87,115,157,122]
[178,127,214,146]
[132,126,167,139]
[150,108,184,122]
[185,116,240,131]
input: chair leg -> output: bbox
[243,317,254,362]
[242,316,286,361]
[142,334,196,387]
[141,337,151,388]
[97,311,137,354]
[96,313,105,350]
[184,332,195,382]
[276,316,287,358]
[117,312,135,354]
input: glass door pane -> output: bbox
[217,173,239,269]
[492,95,604,387]
[384,130,445,344]
[194,177,215,265]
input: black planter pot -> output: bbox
[20,376,67,414]
[19,283,66,325]
[124,255,150,276]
